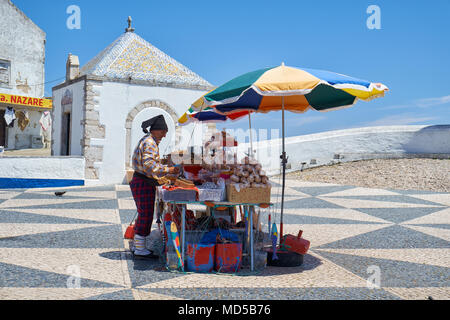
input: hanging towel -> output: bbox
[39,111,52,131]
[16,110,30,131]
[40,111,52,143]
[4,107,16,127]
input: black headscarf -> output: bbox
[141,115,168,134]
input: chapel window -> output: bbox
[0,60,11,86]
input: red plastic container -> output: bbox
[124,224,135,239]
[186,243,215,273]
[183,165,203,175]
[215,243,242,273]
[281,230,310,255]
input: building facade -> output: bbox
[0,0,51,151]
[52,21,215,185]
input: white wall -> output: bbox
[51,79,85,156]
[93,81,209,185]
[4,108,46,149]
[0,0,46,98]
[3,124,446,187]
[0,1,47,150]
[0,156,85,180]
[236,125,450,175]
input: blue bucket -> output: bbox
[186,243,215,273]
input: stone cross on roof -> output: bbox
[125,16,135,33]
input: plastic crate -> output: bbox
[160,188,197,201]
[197,187,226,202]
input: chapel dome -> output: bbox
[79,27,213,90]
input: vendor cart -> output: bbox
[148,132,274,273]
[155,189,272,273]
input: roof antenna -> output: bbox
[125,16,135,33]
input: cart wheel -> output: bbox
[266,249,303,267]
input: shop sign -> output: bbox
[0,92,52,109]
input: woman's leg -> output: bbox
[130,175,156,237]
[129,175,156,257]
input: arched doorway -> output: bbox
[124,100,179,169]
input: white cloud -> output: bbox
[379,94,450,110]
[415,95,450,108]
[363,113,437,126]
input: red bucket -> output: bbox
[215,243,242,273]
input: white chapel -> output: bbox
[52,18,214,185]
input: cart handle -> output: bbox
[204,201,215,207]
[215,206,229,211]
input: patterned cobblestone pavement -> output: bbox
[0,180,449,300]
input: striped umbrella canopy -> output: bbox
[178,93,258,155]
[198,64,388,114]
[178,105,251,125]
[178,93,251,126]
[183,63,389,242]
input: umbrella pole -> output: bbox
[248,113,254,158]
[280,96,286,245]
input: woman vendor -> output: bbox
[130,114,179,259]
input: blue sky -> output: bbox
[13,0,450,138]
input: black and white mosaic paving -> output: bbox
[0,181,448,300]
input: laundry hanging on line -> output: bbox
[39,111,52,131]
[4,106,16,127]
[16,110,30,131]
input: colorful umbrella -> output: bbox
[178,93,256,155]
[178,92,251,126]
[199,64,388,114]
[196,63,389,241]
[178,106,250,125]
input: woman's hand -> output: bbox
[169,166,180,174]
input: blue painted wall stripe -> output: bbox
[0,178,84,189]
